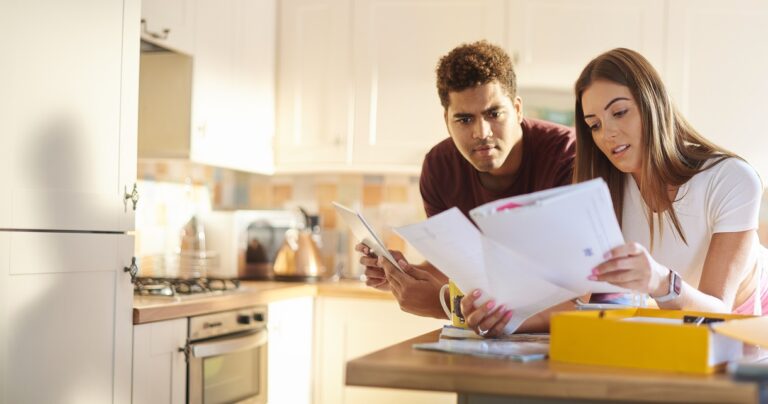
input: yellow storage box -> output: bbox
[550,308,757,374]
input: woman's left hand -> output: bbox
[590,242,669,296]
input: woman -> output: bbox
[462,48,766,336]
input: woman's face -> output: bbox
[581,80,643,176]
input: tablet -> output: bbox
[332,202,403,272]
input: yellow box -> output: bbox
[550,308,754,374]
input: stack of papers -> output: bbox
[413,326,549,361]
[395,179,627,334]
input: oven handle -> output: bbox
[189,329,267,359]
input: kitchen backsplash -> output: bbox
[137,158,768,278]
[137,159,426,277]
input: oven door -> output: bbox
[188,329,268,404]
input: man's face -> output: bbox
[444,81,523,174]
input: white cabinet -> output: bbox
[190,0,277,174]
[275,0,505,174]
[132,318,188,404]
[313,297,453,404]
[666,0,768,181]
[0,0,138,232]
[267,297,314,404]
[275,0,354,170]
[507,0,666,90]
[141,0,196,54]
[351,0,505,171]
[0,0,139,403]
[0,233,135,404]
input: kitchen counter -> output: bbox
[133,280,392,324]
[346,330,760,403]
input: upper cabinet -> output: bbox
[139,0,276,174]
[0,0,138,232]
[350,0,505,172]
[190,0,277,174]
[665,0,768,180]
[507,0,666,91]
[275,0,505,174]
[141,0,196,55]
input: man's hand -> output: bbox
[354,243,390,291]
[379,253,449,319]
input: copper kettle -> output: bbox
[273,221,329,281]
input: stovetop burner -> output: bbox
[134,277,241,298]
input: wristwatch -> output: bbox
[654,269,682,303]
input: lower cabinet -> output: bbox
[313,297,455,404]
[132,318,188,404]
[267,297,315,404]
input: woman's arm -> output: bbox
[663,230,756,312]
[593,231,757,312]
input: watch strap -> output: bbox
[654,269,682,303]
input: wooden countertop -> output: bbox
[346,330,760,403]
[133,280,392,324]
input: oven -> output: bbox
[185,306,268,404]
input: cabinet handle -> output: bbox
[124,183,139,212]
[124,256,139,283]
[140,19,170,40]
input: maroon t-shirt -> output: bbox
[420,118,575,218]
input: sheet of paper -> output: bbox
[470,179,626,294]
[394,208,491,299]
[481,237,581,333]
[332,202,403,271]
[412,339,548,362]
[395,208,580,333]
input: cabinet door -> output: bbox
[275,0,353,171]
[666,0,768,180]
[0,0,137,232]
[268,297,314,404]
[141,0,196,55]
[191,0,276,174]
[0,232,134,404]
[351,0,505,172]
[314,297,453,404]
[507,0,665,90]
[133,318,188,404]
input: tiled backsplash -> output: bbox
[137,159,426,277]
[138,158,768,277]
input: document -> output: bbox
[395,208,580,334]
[333,202,403,271]
[394,179,628,334]
[469,179,626,294]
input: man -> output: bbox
[357,41,577,335]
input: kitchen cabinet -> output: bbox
[0,0,138,232]
[0,0,139,402]
[268,297,314,404]
[189,0,277,174]
[275,0,505,174]
[141,0,196,55]
[132,318,188,404]
[506,0,666,91]
[665,0,768,181]
[313,297,453,404]
[275,0,354,171]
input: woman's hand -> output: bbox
[590,242,670,296]
[460,289,514,338]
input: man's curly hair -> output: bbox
[436,40,516,109]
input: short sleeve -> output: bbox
[419,154,444,218]
[708,158,764,233]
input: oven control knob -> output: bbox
[237,314,251,325]
[253,313,264,322]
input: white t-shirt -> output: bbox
[621,157,763,289]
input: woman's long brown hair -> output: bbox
[573,48,736,246]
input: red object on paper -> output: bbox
[496,201,525,212]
